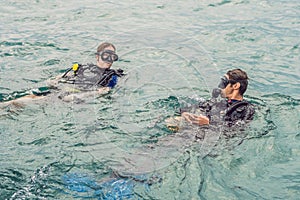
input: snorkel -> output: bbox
[210,76,228,100]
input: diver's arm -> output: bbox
[61,87,110,102]
[98,87,110,93]
[46,69,76,88]
[46,74,63,88]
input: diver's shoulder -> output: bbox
[241,99,255,110]
[240,99,255,119]
[224,99,255,122]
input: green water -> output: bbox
[1,0,299,199]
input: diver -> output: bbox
[1,42,124,104]
[47,42,124,102]
[166,68,255,131]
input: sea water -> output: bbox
[1,0,299,199]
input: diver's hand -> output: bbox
[182,112,210,125]
[181,112,194,123]
[98,87,110,94]
[190,114,210,125]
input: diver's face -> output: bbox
[220,74,235,98]
[221,81,234,98]
[96,46,116,69]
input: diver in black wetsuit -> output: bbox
[1,42,124,104]
[58,42,123,89]
[182,68,254,126]
[50,42,124,102]
[167,69,254,131]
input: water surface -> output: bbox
[1,0,299,199]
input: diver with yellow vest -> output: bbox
[49,42,124,102]
[1,42,124,104]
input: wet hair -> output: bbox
[226,68,249,95]
[97,42,116,53]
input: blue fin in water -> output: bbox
[62,173,135,199]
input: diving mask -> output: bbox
[96,50,118,64]
[218,76,237,89]
[218,76,229,89]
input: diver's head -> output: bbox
[95,42,118,69]
[219,69,249,100]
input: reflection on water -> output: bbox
[1,0,300,199]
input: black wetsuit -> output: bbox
[60,63,124,90]
[179,98,255,127]
[29,64,124,100]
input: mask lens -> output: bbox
[218,76,229,89]
[101,52,111,60]
[110,54,118,61]
[98,50,119,63]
